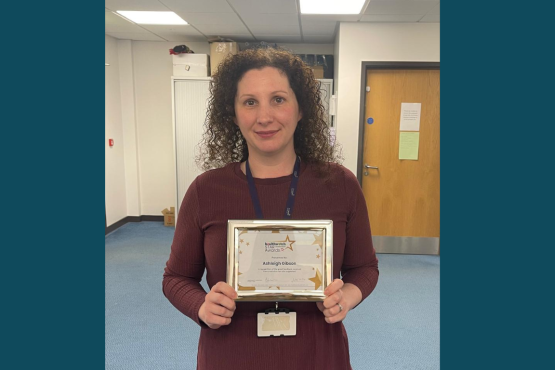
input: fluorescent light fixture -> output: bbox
[300,0,366,14]
[116,11,188,25]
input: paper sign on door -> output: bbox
[400,103,421,131]
[399,132,420,160]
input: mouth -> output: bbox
[255,130,279,139]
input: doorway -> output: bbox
[358,63,440,254]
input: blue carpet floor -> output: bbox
[106,222,439,369]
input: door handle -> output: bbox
[364,164,378,176]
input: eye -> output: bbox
[245,99,256,106]
[274,97,285,104]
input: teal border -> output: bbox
[4,4,104,368]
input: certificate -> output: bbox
[226,220,333,301]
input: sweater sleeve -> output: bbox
[162,177,208,327]
[339,168,379,306]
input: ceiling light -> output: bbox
[116,11,188,25]
[300,0,366,14]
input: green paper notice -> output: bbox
[399,132,420,160]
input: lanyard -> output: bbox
[245,156,301,219]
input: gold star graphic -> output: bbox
[316,254,320,259]
[240,239,244,243]
[309,268,322,290]
[246,242,250,246]
[239,250,243,254]
[277,235,296,251]
[312,232,323,248]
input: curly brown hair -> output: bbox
[197,47,341,176]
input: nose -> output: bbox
[257,103,273,126]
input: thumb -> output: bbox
[316,301,325,312]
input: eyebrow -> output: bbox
[238,90,289,99]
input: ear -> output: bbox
[297,109,303,122]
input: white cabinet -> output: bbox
[172,77,211,217]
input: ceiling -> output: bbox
[105,0,440,44]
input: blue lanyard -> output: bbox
[245,156,301,219]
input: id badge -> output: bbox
[257,311,297,337]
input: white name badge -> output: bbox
[257,311,297,337]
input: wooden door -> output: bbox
[362,69,440,254]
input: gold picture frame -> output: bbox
[226,219,333,301]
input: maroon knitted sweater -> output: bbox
[163,162,379,370]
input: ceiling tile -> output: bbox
[105,0,168,11]
[150,33,207,42]
[160,0,234,13]
[419,13,440,22]
[140,24,205,36]
[178,12,245,26]
[365,1,439,15]
[300,20,337,36]
[428,4,440,15]
[105,32,166,41]
[300,14,360,22]
[250,24,301,36]
[360,14,424,22]
[228,0,298,14]
[105,11,150,33]
[194,24,251,34]
[258,35,303,43]
[240,13,299,27]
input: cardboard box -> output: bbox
[161,207,175,227]
[311,66,324,79]
[172,54,210,77]
[209,42,238,75]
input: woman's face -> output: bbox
[234,66,302,158]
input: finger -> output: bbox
[206,312,232,326]
[316,301,325,312]
[207,292,236,311]
[324,279,344,296]
[212,282,238,300]
[325,314,344,324]
[323,289,343,309]
[325,308,347,324]
[208,304,235,318]
[323,302,343,317]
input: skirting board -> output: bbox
[372,236,439,255]
[105,216,165,235]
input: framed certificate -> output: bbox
[226,220,333,302]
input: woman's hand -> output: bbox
[317,279,362,324]
[198,282,237,329]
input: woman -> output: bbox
[163,48,379,370]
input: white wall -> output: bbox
[335,22,440,173]
[105,35,128,226]
[117,40,141,217]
